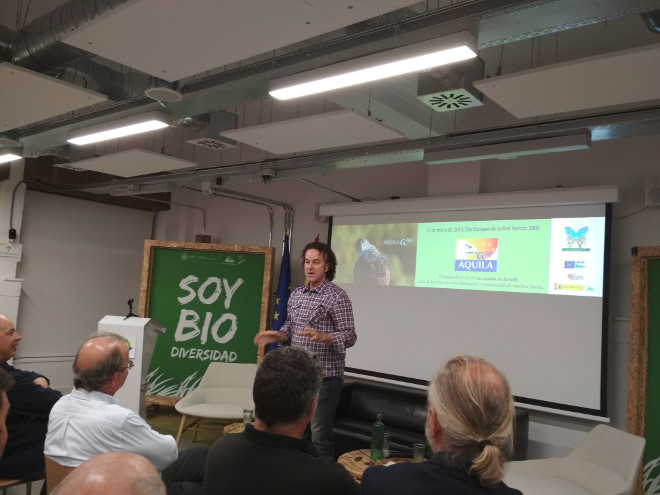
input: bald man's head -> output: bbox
[73,332,129,394]
[52,452,165,495]
[0,314,21,362]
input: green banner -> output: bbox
[143,243,271,398]
[644,259,660,493]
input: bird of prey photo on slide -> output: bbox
[353,237,391,285]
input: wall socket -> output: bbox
[645,176,660,207]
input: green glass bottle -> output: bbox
[370,413,385,460]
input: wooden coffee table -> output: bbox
[337,449,410,480]
[223,422,252,434]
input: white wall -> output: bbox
[0,160,26,324]
[0,188,153,390]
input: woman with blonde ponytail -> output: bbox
[361,355,522,495]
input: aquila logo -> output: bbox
[455,238,498,272]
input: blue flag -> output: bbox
[268,235,291,352]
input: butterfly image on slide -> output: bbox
[565,226,589,248]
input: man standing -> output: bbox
[0,314,62,480]
[254,241,356,458]
[45,332,206,495]
[203,346,359,495]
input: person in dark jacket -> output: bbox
[0,367,15,458]
[361,355,523,495]
[0,314,62,480]
[203,346,359,495]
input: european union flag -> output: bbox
[268,235,291,352]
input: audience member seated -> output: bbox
[44,331,206,495]
[361,355,523,495]
[0,368,15,459]
[52,452,165,495]
[0,314,62,480]
[202,346,359,495]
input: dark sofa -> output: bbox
[333,380,529,460]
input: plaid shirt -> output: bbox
[281,280,357,378]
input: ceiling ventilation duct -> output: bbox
[11,0,130,74]
[2,0,132,102]
[186,111,238,151]
[417,57,484,112]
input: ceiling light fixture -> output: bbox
[424,134,591,165]
[0,146,22,164]
[68,111,170,145]
[269,31,478,100]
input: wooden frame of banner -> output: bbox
[628,246,660,495]
[139,240,274,406]
[627,246,660,434]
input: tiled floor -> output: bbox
[4,406,223,495]
[146,404,225,450]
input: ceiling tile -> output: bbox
[221,109,405,155]
[307,0,423,26]
[70,149,196,177]
[0,63,107,133]
[474,43,660,118]
[61,0,421,82]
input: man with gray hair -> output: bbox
[361,355,522,495]
[202,346,359,495]
[45,332,206,495]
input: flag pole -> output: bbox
[268,230,291,353]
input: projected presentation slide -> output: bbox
[332,216,605,297]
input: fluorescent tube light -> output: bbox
[424,134,591,165]
[269,31,477,100]
[0,151,22,164]
[0,143,22,164]
[68,111,170,145]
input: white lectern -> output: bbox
[98,315,165,418]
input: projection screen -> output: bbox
[321,186,617,418]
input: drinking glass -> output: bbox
[242,408,253,424]
[412,443,425,462]
[383,433,390,458]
